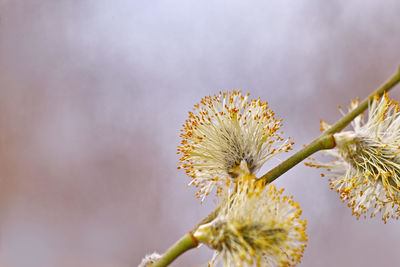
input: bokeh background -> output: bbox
[1,1,400,266]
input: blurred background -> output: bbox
[0,1,400,266]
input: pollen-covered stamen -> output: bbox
[178,91,293,200]
[309,93,400,223]
[336,132,400,194]
[194,178,308,267]
[197,220,287,253]
[240,225,287,250]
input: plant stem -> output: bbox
[152,233,197,267]
[258,135,335,185]
[151,66,400,267]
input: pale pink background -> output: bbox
[1,1,400,266]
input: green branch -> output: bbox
[151,66,400,267]
[152,233,197,267]
[258,134,335,185]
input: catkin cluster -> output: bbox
[178,91,307,267]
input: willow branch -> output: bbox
[152,233,197,267]
[152,66,400,267]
